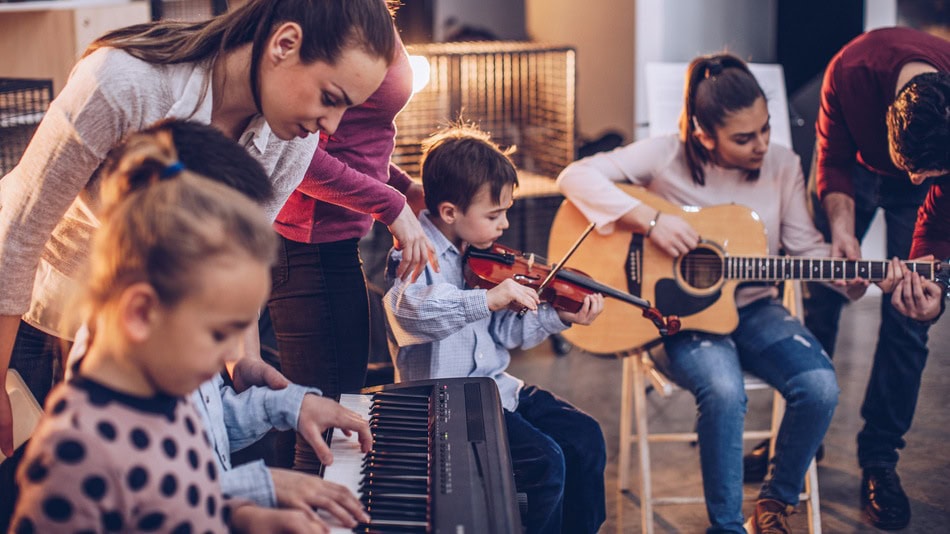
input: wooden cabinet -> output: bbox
[0,0,151,94]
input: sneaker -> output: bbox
[743,440,824,483]
[749,498,794,534]
[861,467,911,530]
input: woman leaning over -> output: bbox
[0,0,396,458]
[267,26,438,473]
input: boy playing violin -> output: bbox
[383,125,607,534]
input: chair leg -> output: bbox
[769,390,784,460]
[633,353,654,534]
[805,458,821,534]
[619,355,635,492]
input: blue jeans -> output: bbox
[9,321,59,408]
[504,385,606,534]
[266,237,370,472]
[804,164,931,469]
[663,299,839,533]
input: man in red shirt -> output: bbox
[883,71,949,326]
[805,27,950,530]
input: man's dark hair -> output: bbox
[420,124,518,214]
[887,71,950,174]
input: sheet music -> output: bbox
[645,62,792,148]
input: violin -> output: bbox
[463,244,680,335]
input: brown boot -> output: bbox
[750,498,794,534]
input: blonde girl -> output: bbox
[8,132,338,532]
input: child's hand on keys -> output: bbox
[297,394,373,465]
[270,468,370,528]
[231,504,331,534]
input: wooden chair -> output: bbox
[617,282,821,534]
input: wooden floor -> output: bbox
[508,295,950,533]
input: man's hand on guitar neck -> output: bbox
[880,257,945,322]
[624,204,700,258]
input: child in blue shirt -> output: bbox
[384,125,608,534]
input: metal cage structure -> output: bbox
[149,0,226,22]
[0,78,53,176]
[395,41,576,196]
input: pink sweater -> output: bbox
[273,39,414,243]
[13,378,236,532]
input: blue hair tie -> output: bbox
[161,160,186,178]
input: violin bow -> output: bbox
[517,222,596,318]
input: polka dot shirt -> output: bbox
[11,377,236,533]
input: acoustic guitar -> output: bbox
[548,184,946,354]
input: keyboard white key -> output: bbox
[321,394,372,533]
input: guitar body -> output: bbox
[548,184,768,354]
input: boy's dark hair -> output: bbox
[887,72,950,174]
[98,118,274,204]
[420,124,519,214]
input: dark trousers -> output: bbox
[266,237,370,472]
[8,321,60,408]
[804,164,931,469]
[3,321,63,531]
[504,385,606,534]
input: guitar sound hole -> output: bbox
[679,248,723,290]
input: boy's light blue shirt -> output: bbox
[384,212,568,412]
[192,376,321,507]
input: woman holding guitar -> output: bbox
[558,53,865,534]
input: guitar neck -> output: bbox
[723,256,937,282]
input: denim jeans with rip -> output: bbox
[663,299,839,533]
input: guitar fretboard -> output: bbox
[722,257,936,282]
